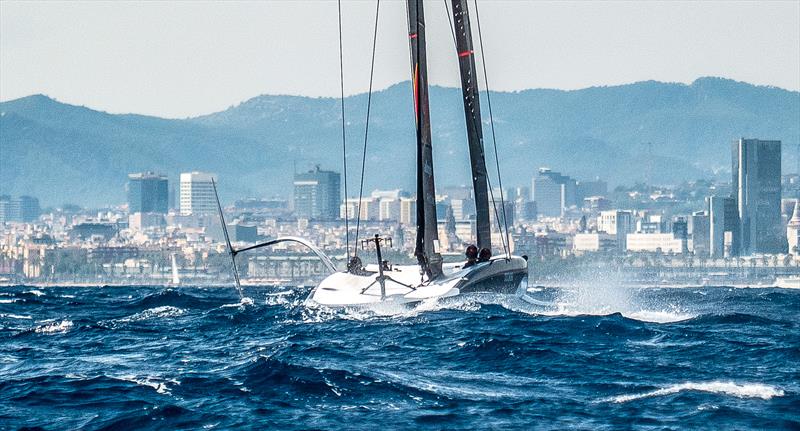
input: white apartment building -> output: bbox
[573,233,617,253]
[179,172,217,216]
[626,233,686,254]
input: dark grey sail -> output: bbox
[407,0,443,279]
[450,0,491,252]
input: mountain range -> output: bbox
[1,77,798,208]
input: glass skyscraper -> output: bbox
[293,166,341,221]
[127,172,169,214]
[731,138,783,255]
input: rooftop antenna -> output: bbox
[212,178,243,299]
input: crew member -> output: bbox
[478,247,492,263]
[463,244,478,268]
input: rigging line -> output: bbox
[354,0,381,256]
[443,0,457,47]
[473,0,510,256]
[337,0,350,262]
[444,0,507,255]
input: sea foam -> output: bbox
[604,381,784,403]
[34,320,73,334]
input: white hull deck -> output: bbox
[308,255,528,307]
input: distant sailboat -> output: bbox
[170,253,181,286]
[215,0,528,307]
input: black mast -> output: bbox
[450,0,491,252]
[407,0,442,279]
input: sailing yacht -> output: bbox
[216,0,528,307]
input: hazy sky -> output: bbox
[1,0,798,118]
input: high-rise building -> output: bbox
[598,210,633,251]
[531,168,576,218]
[293,167,340,220]
[127,172,169,214]
[180,172,218,216]
[0,195,41,223]
[17,196,41,222]
[709,196,738,258]
[399,197,416,225]
[450,198,476,221]
[732,138,782,254]
[340,197,378,221]
[788,201,800,256]
[690,211,710,256]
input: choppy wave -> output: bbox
[604,381,785,403]
[33,320,73,334]
[117,306,186,323]
[1,284,798,430]
[0,313,32,319]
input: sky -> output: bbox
[1,0,799,118]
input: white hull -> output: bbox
[308,255,528,307]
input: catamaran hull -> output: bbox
[307,255,528,308]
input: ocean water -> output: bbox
[1,283,798,430]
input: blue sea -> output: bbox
[1,283,798,430]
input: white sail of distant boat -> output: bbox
[171,253,180,286]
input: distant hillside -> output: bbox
[1,77,798,207]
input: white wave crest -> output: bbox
[0,299,18,304]
[520,278,696,323]
[34,320,73,333]
[604,381,784,403]
[25,289,45,296]
[119,306,185,322]
[625,310,695,323]
[117,374,179,395]
[302,295,483,323]
[0,313,32,320]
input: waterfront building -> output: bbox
[788,201,800,255]
[127,172,168,214]
[293,167,341,221]
[732,138,783,254]
[690,211,710,256]
[709,196,738,258]
[598,210,633,251]
[531,168,576,218]
[573,233,617,253]
[180,172,218,216]
[626,233,686,254]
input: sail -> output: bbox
[450,0,491,252]
[170,253,180,285]
[407,0,443,278]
